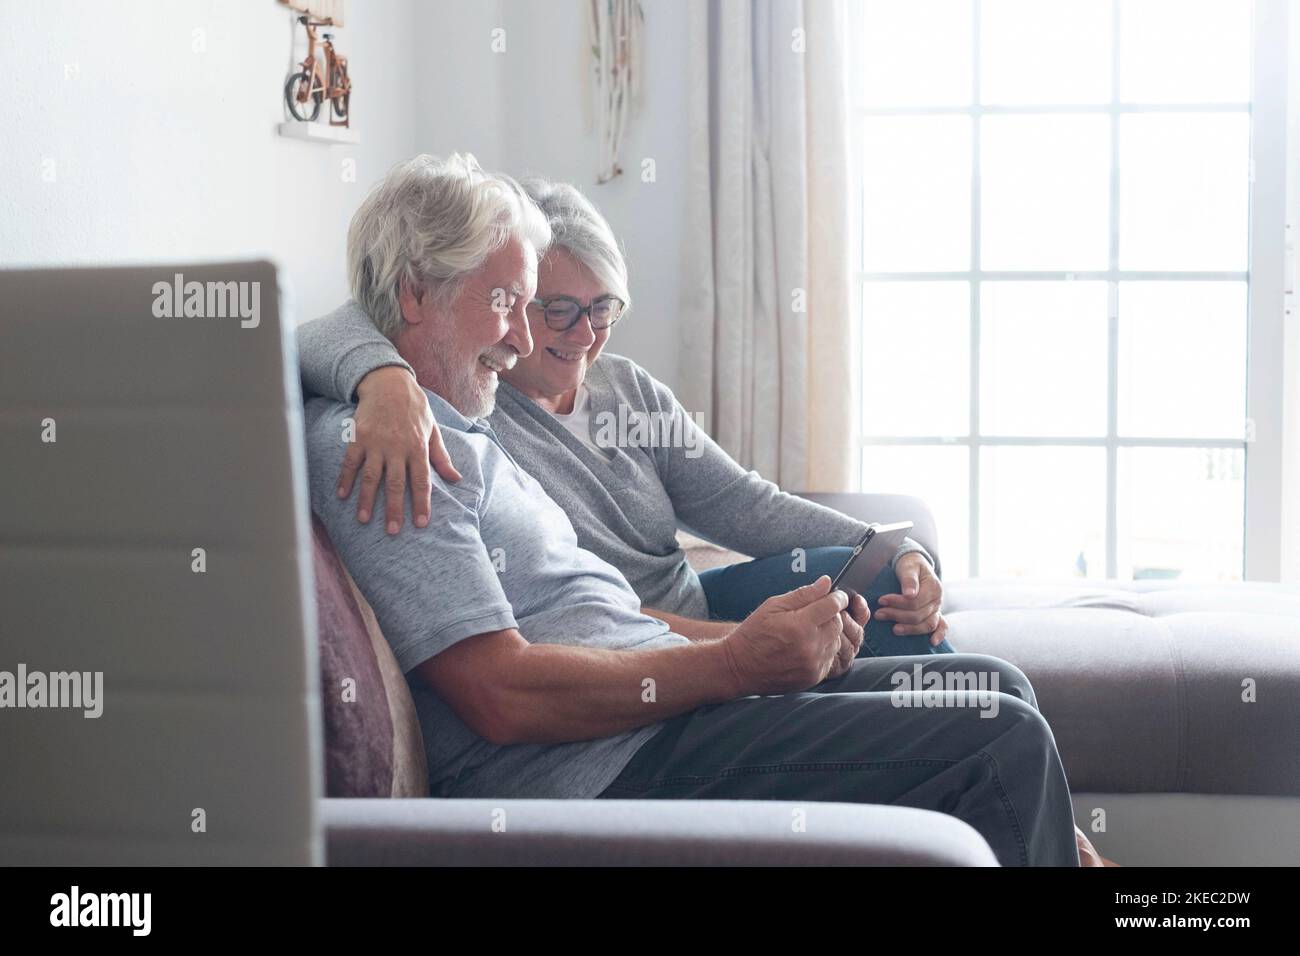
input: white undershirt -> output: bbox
[549,383,606,455]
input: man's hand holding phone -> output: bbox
[721,577,867,696]
[830,590,870,678]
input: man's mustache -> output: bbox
[480,346,518,371]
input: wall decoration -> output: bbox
[283,11,351,129]
[589,0,644,184]
[279,0,345,27]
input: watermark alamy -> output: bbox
[151,273,260,328]
[0,664,103,718]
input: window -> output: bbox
[850,0,1291,582]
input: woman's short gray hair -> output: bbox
[347,153,552,339]
[520,177,630,312]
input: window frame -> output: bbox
[848,0,1293,582]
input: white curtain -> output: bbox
[678,0,854,492]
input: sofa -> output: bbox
[5,260,1295,867]
[319,490,1300,867]
[676,497,1300,867]
[2,260,997,867]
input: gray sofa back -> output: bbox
[0,261,322,864]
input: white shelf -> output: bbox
[277,121,359,145]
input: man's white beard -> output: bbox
[416,318,515,419]
[443,356,499,419]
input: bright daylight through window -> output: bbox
[854,0,1263,582]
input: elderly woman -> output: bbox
[297,176,954,656]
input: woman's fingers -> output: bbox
[879,580,943,612]
[355,457,383,524]
[911,609,942,637]
[883,601,943,636]
[410,429,460,531]
[338,445,420,532]
[344,365,447,533]
[879,597,942,626]
[930,615,949,647]
[336,440,365,503]
[382,457,408,534]
[429,429,462,484]
[409,453,432,530]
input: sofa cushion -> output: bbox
[943,577,1300,798]
[312,514,428,797]
[321,798,999,866]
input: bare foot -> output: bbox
[1075,825,1120,867]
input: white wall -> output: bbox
[412,0,503,168]
[411,0,693,390]
[0,0,693,388]
[1282,0,1300,585]
[0,0,421,324]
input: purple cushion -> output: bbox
[312,514,427,797]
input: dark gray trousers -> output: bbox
[597,653,1080,866]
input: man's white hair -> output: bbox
[521,177,631,311]
[347,153,552,339]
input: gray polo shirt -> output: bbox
[304,388,687,799]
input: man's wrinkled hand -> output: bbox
[825,592,869,679]
[723,577,849,695]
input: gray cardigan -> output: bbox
[297,300,932,618]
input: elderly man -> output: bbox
[303,153,1092,866]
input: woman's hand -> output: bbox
[875,552,948,647]
[336,366,461,534]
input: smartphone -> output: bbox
[829,520,914,598]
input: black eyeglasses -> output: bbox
[528,294,626,332]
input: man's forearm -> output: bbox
[641,607,734,641]
[491,637,746,745]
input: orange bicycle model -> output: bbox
[284,15,351,126]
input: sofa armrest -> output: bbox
[322,798,997,866]
[797,492,943,580]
